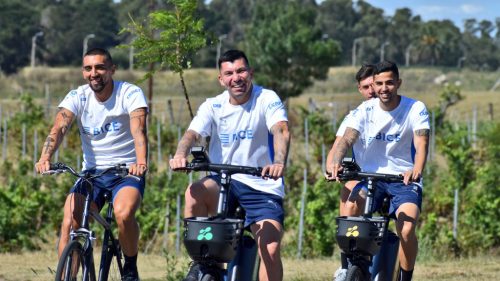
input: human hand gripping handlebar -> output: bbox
[42,162,139,181]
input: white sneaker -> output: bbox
[334,267,347,281]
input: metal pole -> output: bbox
[215,34,227,70]
[453,189,458,239]
[157,121,162,166]
[380,41,390,62]
[304,117,309,162]
[129,46,134,71]
[297,168,307,259]
[31,32,43,68]
[82,34,95,58]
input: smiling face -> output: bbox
[82,54,115,96]
[218,57,254,105]
[373,71,402,110]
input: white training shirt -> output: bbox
[345,96,430,174]
[188,85,288,197]
[59,81,148,170]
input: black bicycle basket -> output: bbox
[336,216,386,256]
[183,217,243,263]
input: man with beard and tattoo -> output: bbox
[329,61,430,281]
[170,49,290,281]
[35,48,148,281]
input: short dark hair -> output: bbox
[375,60,399,80]
[218,49,250,70]
[84,47,113,65]
[355,64,375,83]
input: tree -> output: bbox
[122,0,209,119]
[245,0,341,101]
[0,0,40,74]
[386,8,421,66]
[41,0,120,66]
[317,0,357,65]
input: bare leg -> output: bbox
[251,219,283,281]
[58,193,94,257]
[395,203,420,271]
[113,187,142,257]
[184,178,220,218]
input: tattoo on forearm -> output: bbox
[43,137,55,155]
[415,129,430,136]
[332,128,359,164]
[271,122,290,165]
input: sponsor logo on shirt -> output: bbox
[82,121,122,136]
[268,101,283,110]
[126,88,142,99]
[367,132,401,143]
[213,103,222,108]
[220,130,253,144]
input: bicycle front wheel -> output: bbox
[55,240,94,281]
[345,265,365,281]
[98,244,122,281]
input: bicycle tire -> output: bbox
[201,273,217,281]
[55,240,95,281]
[98,244,122,281]
[345,265,365,281]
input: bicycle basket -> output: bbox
[335,216,386,256]
[183,217,243,263]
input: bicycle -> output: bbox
[44,162,139,281]
[332,158,404,281]
[175,146,262,281]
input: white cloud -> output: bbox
[460,4,483,14]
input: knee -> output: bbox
[259,240,281,261]
[114,205,136,226]
[397,222,416,242]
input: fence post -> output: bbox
[157,121,162,166]
[297,168,307,259]
[2,119,7,161]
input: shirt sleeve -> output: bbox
[188,99,214,137]
[58,89,80,115]
[344,104,366,134]
[124,85,148,113]
[263,91,288,130]
[336,111,353,136]
[411,101,430,131]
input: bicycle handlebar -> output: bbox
[338,170,404,182]
[178,161,263,177]
[43,162,132,180]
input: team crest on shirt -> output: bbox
[419,108,428,116]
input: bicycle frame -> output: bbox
[50,163,129,281]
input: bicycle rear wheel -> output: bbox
[55,240,94,281]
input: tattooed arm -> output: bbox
[262,121,290,180]
[331,127,360,179]
[129,107,148,176]
[169,129,203,170]
[404,128,430,184]
[35,108,75,173]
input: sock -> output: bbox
[123,254,138,274]
[340,252,348,269]
[399,267,413,281]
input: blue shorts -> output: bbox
[351,180,422,218]
[208,175,284,228]
[70,169,145,210]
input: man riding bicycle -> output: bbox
[328,61,430,281]
[35,47,148,281]
[169,49,290,281]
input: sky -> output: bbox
[357,0,500,30]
